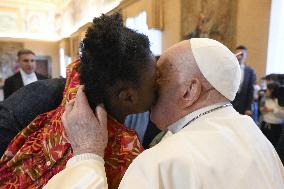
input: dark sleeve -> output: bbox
[246,68,256,111]
[142,120,161,149]
[36,73,49,80]
[0,78,66,156]
[3,78,12,99]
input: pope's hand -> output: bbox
[62,86,108,157]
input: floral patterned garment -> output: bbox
[0,60,144,189]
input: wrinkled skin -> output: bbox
[62,86,108,157]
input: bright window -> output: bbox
[59,48,71,78]
[126,11,162,56]
[266,0,284,74]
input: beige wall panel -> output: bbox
[23,41,60,78]
[162,0,182,51]
[236,0,271,80]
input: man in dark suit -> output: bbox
[3,49,47,99]
[232,45,256,115]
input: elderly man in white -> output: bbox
[45,38,284,189]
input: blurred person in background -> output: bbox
[263,74,284,164]
[263,74,281,85]
[260,82,284,147]
[252,82,261,124]
[3,49,47,99]
[232,45,256,116]
[259,74,284,123]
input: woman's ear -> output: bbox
[117,88,138,106]
[180,78,202,108]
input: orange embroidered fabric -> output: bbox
[0,60,144,189]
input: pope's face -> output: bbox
[150,53,183,130]
[151,41,200,130]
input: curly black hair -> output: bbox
[78,13,153,111]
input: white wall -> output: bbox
[266,0,284,74]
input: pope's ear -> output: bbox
[180,78,201,108]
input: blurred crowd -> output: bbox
[228,45,284,150]
[254,74,284,147]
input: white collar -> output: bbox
[19,68,36,78]
[168,102,230,134]
[19,68,37,86]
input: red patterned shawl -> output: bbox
[0,60,144,189]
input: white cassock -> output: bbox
[44,104,284,189]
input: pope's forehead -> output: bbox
[166,40,191,55]
[158,41,194,69]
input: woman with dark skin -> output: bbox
[79,13,157,123]
[0,13,157,189]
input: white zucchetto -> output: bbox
[190,38,241,101]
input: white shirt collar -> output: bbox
[238,64,245,93]
[168,102,230,134]
[20,68,38,86]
